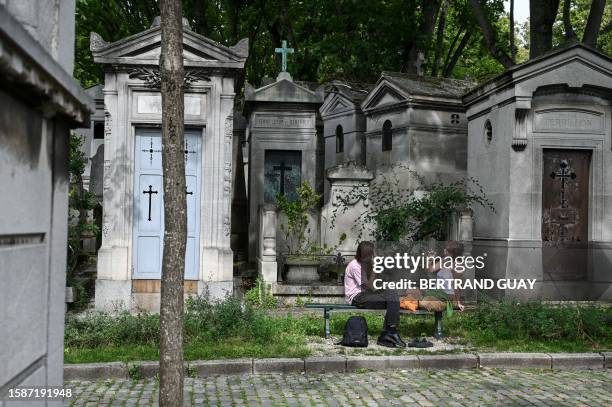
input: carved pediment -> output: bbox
[362,82,408,111]
[320,93,355,116]
[245,74,323,104]
[91,28,248,69]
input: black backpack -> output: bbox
[338,316,368,347]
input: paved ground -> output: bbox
[65,368,611,406]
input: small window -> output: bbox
[382,120,392,151]
[93,122,104,139]
[450,113,460,124]
[484,120,493,144]
[335,125,344,153]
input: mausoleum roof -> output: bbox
[463,43,612,108]
[324,81,375,103]
[244,72,324,107]
[380,72,475,99]
[90,18,248,70]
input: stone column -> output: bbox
[95,72,131,310]
[198,76,235,299]
[257,204,278,283]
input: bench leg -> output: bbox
[324,308,331,339]
[433,311,443,339]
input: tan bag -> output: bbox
[419,296,446,312]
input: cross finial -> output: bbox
[275,40,294,72]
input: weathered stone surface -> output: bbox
[65,369,612,405]
[137,361,159,378]
[602,352,612,369]
[478,353,551,369]
[305,356,346,373]
[64,363,127,381]
[253,358,304,374]
[346,355,419,371]
[190,359,253,376]
[418,354,478,369]
[550,353,604,370]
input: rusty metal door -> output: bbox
[541,149,590,281]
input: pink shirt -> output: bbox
[344,259,363,304]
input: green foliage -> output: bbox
[67,133,99,309]
[127,364,142,381]
[64,298,611,363]
[244,278,278,309]
[276,180,321,256]
[73,0,520,88]
[458,299,612,344]
[331,165,493,242]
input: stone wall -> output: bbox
[0,1,92,402]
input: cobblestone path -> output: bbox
[65,368,611,406]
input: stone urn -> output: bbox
[285,258,320,283]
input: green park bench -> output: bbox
[305,303,444,340]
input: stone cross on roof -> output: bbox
[275,40,294,72]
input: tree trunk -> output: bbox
[194,0,208,35]
[562,0,578,42]
[158,0,186,406]
[443,30,473,77]
[582,0,605,47]
[431,0,449,76]
[403,0,441,74]
[529,0,560,58]
[469,0,513,68]
[509,0,516,63]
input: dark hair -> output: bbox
[355,241,375,263]
[445,241,464,258]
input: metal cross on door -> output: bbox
[133,130,202,280]
[541,149,590,281]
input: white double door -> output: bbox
[132,129,201,280]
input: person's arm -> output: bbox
[360,262,378,291]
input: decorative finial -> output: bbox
[274,40,294,73]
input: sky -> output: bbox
[505,0,530,24]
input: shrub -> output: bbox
[244,278,278,309]
[460,299,612,343]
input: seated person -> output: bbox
[344,241,406,348]
[426,241,465,311]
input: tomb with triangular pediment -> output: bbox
[360,72,474,191]
[319,81,374,202]
[92,18,248,312]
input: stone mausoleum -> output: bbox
[91,18,248,311]
[81,31,612,307]
[465,44,612,301]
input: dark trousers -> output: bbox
[352,289,400,330]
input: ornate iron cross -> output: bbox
[142,137,161,165]
[273,161,292,195]
[275,40,294,72]
[184,140,196,162]
[142,185,158,221]
[550,160,576,208]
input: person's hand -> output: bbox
[457,302,465,312]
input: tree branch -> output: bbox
[468,0,513,68]
[562,0,578,42]
[583,0,605,47]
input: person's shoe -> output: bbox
[408,337,434,348]
[377,331,406,348]
[386,332,407,348]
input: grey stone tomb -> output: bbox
[0,0,92,400]
[464,44,612,301]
